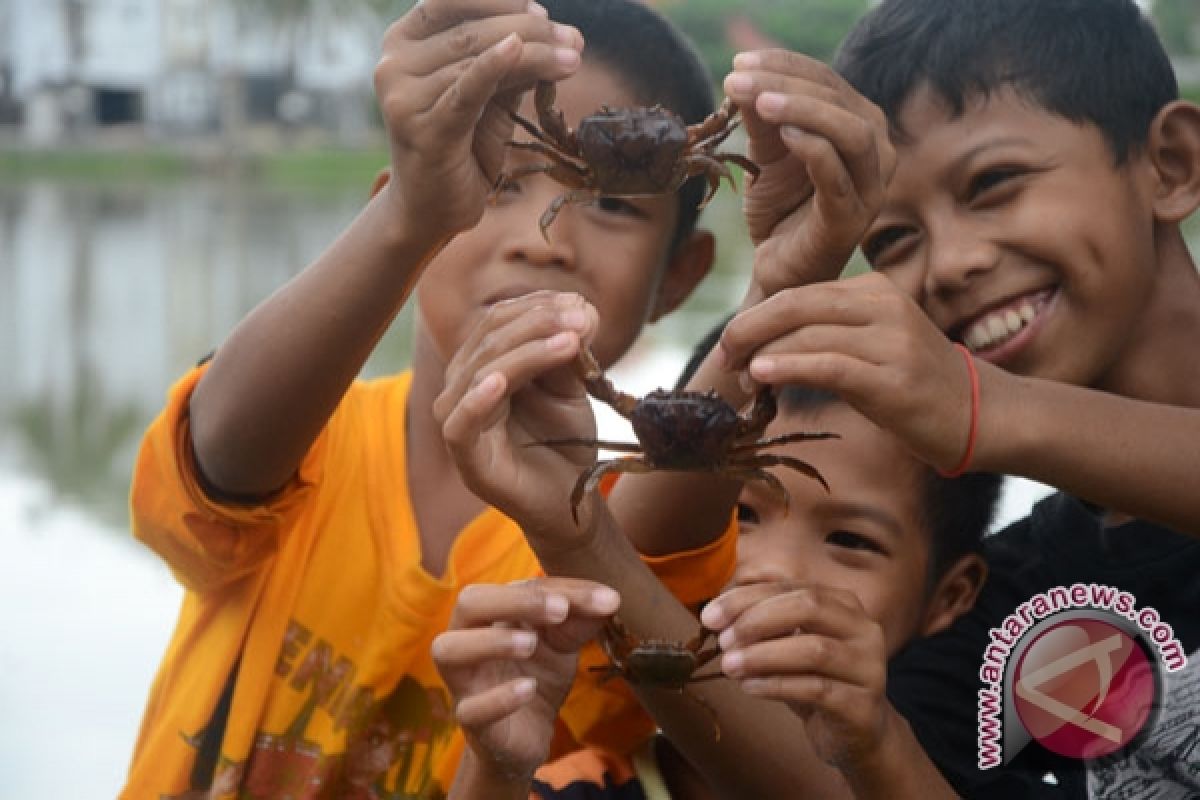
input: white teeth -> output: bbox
[966,327,990,351]
[964,300,1040,352]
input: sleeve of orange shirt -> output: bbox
[128,365,329,594]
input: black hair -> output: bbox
[678,316,1002,586]
[834,0,1178,163]
[541,0,715,249]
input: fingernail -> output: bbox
[591,587,620,612]
[559,309,588,330]
[512,630,538,656]
[700,603,726,628]
[555,47,580,67]
[470,372,504,403]
[545,593,569,620]
[781,125,806,142]
[738,370,757,394]
[726,73,753,94]
[526,1,548,17]
[546,331,576,351]
[749,356,774,381]
[495,32,521,56]
[514,677,537,698]
[740,678,767,695]
[758,92,785,114]
[721,650,745,676]
[733,52,761,69]
[554,291,584,307]
[553,23,578,45]
[718,628,738,650]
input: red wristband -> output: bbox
[938,343,979,478]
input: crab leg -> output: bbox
[728,430,840,453]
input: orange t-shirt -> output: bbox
[122,367,736,799]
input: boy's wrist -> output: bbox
[842,705,957,800]
[452,748,535,800]
[370,178,457,263]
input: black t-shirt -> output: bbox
[887,492,1200,798]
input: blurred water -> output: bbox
[0,177,1188,797]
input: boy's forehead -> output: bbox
[516,61,639,129]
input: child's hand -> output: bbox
[375,0,583,244]
[434,578,621,781]
[718,271,975,475]
[435,291,601,542]
[723,50,895,297]
[701,581,890,771]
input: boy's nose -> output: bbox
[505,198,578,271]
[923,216,1000,298]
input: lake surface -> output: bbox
[0,175,1190,797]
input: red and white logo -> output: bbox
[1011,615,1158,760]
[976,585,1185,769]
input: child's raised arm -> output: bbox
[433,578,619,800]
[719,271,1200,536]
[189,0,583,497]
[725,49,895,301]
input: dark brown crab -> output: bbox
[591,616,725,740]
[537,348,839,523]
[492,81,760,239]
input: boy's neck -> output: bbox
[405,334,488,577]
[1096,236,1200,407]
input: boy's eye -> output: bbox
[862,226,912,266]
[967,167,1022,202]
[593,195,644,217]
[736,503,760,526]
[827,530,885,554]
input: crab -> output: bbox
[492,80,760,239]
[536,348,839,523]
[591,616,725,740]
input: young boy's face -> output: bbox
[731,402,937,657]
[863,84,1160,389]
[416,61,707,371]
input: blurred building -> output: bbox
[0,0,382,147]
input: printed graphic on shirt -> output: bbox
[170,620,455,799]
[1088,649,1200,799]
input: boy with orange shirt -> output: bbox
[122,1,742,797]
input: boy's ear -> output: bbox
[919,553,987,639]
[649,230,715,323]
[1146,100,1200,222]
[369,168,391,199]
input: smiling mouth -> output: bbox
[960,290,1054,353]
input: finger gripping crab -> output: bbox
[492,81,760,239]
[592,616,725,739]
[536,348,839,523]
